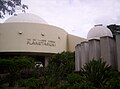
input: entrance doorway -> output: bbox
[34,56,45,67]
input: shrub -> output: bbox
[46,52,75,88]
[0,56,35,87]
[81,59,119,88]
[26,78,42,89]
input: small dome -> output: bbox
[87,24,113,40]
[4,13,48,24]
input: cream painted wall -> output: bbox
[67,34,87,52]
[0,23,67,53]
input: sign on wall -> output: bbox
[27,39,56,47]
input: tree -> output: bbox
[0,0,28,18]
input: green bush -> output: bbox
[0,59,15,73]
[81,59,120,89]
[67,73,83,84]
[46,52,75,88]
[0,56,35,87]
[18,79,26,87]
[26,78,43,89]
[105,78,120,89]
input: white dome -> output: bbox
[4,13,48,24]
[87,24,113,40]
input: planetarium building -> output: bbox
[0,13,85,66]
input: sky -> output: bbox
[1,0,120,38]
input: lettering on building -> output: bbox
[27,39,56,47]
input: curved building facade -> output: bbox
[0,13,86,66]
[0,23,67,54]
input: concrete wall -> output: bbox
[75,35,120,71]
[67,34,86,52]
[75,44,81,71]
[100,37,116,67]
[80,42,89,67]
[116,35,120,71]
[75,42,89,71]
[89,39,100,61]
